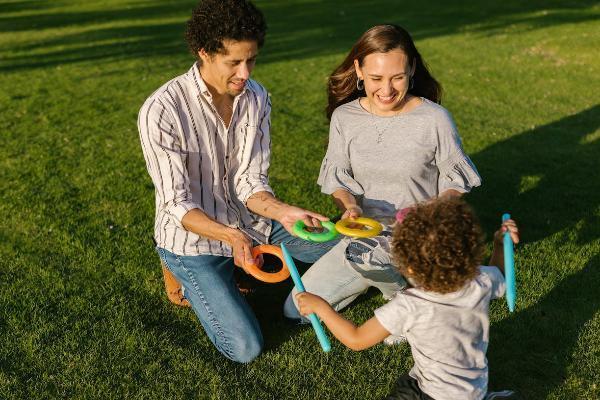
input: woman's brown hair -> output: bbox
[326,24,442,120]
[391,198,485,294]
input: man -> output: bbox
[137,0,335,363]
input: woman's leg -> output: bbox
[283,238,370,320]
[157,248,262,363]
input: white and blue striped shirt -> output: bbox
[138,63,273,256]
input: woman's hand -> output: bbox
[341,205,363,228]
[341,205,362,220]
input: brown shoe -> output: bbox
[161,260,190,307]
[234,266,258,295]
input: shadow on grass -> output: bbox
[468,104,600,244]
[463,105,600,397]
[488,253,600,398]
[0,0,597,71]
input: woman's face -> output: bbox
[355,49,414,116]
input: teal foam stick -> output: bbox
[281,243,331,352]
[502,213,516,312]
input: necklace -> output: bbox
[368,94,411,144]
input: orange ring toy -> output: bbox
[243,245,290,283]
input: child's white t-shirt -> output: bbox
[374,266,505,400]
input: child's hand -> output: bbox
[494,219,520,246]
[296,292,328,316]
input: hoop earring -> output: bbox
[409,77,414,90]
[356,79,364,91]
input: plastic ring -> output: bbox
[335,217,383,238]
[292,220,338,242]
[243,245,290,283]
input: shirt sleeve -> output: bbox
[138,99,202,228]
[480,266,506,300]
[317,112,365,196]
[434,109,482,194]
[235,91,275,204]
[374,293,413,337]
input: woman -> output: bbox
[284,24,481,321]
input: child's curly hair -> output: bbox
[391,197,485,294]
[185,0,267,60]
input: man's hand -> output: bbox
[296,292,329,316]
[276,205,329,235]
[246,191,329,235]
[225,229,256,270]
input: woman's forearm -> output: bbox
[331,189,358,213]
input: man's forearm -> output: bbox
[246,191,285,220]
[181,208,239,244]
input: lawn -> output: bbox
[0,0,599,399]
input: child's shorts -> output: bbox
[384,375,434,400]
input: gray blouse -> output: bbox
[318,98,481,220]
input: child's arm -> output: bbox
[488,219,519,275]
[296,292,390,351]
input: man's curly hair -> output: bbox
[185,0,266,60]
[391,197,485,294]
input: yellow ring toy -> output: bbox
[335,217,383,238]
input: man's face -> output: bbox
[199,39,258,97]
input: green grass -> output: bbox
[1,0,599,398]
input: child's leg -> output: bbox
[384,375,434,400]
[283,238,370,320]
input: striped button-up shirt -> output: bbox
[138,63,273,257]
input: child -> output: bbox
[296,198,519,400]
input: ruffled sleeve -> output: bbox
[317,113,365,196]
[434,108,482,193]
[438,150,481,193]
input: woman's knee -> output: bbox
[283,290,305,320]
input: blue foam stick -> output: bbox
[502,213,516,312]
[281,243,331,352]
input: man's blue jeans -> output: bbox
[157,221,337,363]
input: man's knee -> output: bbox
[227,334,263,363]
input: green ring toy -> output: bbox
[292,220,338,242]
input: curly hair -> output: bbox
[391,198,485,294]
[185,0,267,61]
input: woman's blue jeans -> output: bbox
[157,221,337,363]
